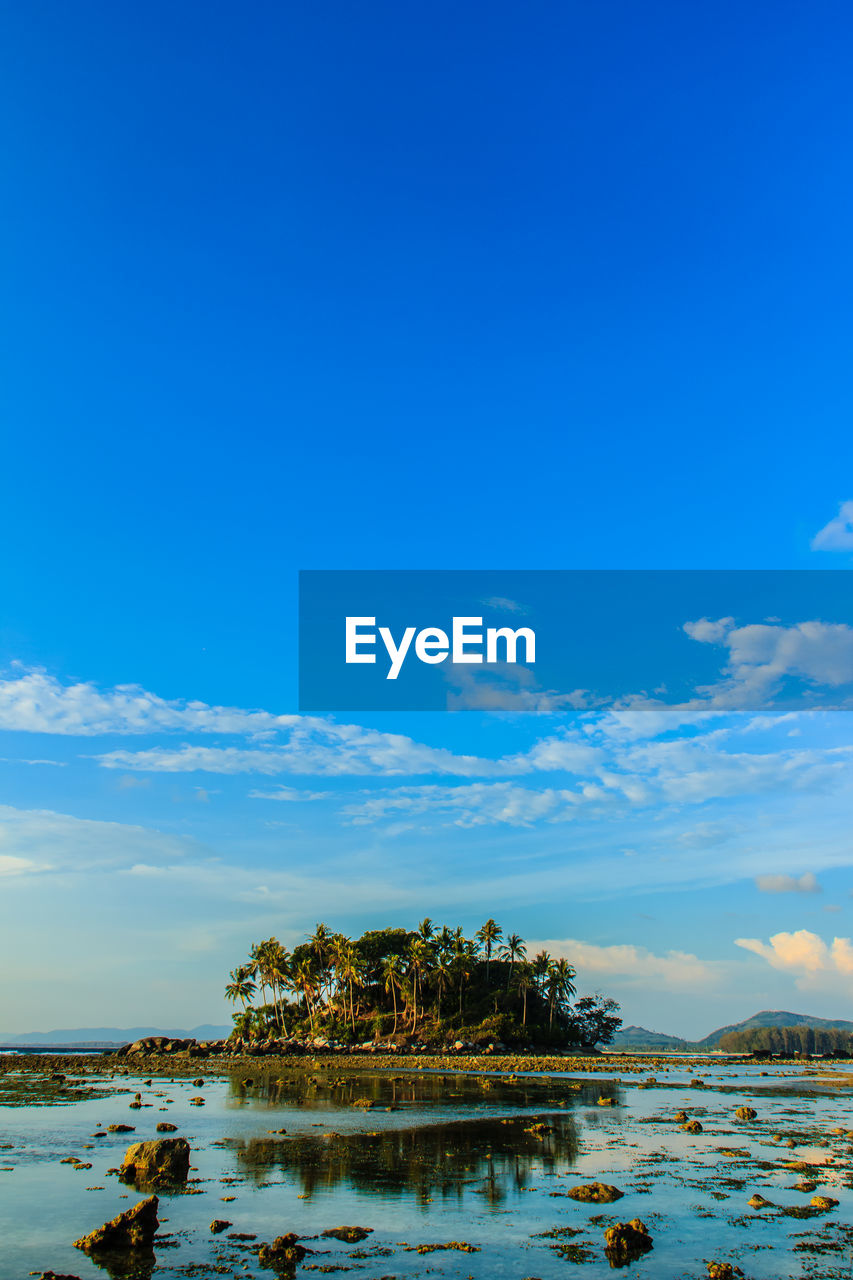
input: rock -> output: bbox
[192,1078,205,1087]
[210,1219,232,1233]
[73,1195,159,1251]
[735,1106,757,1120]
[566,1181,624,1203]
[258,1233,307,1268]
[597,1095,616,1106]
[707,1265,744,1279]
[674,1110,689,1123]
[156,1122,178,1132]
[604,1219,653,1263]
[106,1124,135,1133]
[811,1195,839,1210]
[747,1193,773,1208]
[37,1274,83,1279]
[682,1120,703,1133]
[321,1226,373,1242]
[119,1138,190,1187]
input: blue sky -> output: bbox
[1,2,853,1037]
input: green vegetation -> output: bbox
[718,1025,853,1055]
[225,918,622,1049]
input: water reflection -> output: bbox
[227,1112,580,1206]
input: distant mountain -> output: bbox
[0,1024,231,1046]
[697,1010,853,1048]
[610,1025,689,1050]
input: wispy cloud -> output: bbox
[755,871,821,894]
[527,937,719,991]
[812,499,853,552]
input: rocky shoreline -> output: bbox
[0,1040,828,1080]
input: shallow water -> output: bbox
[1,1061,852,1279]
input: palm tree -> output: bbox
[432,948,453,1020]
[514,963,533,1026]
[382,956,403,1036]
[408,938,430,1030]
[451,929,476,1018]
[500,933,527,988]
[338,945,365,1031]
[269,944,292,1033]
[476,920,503,981]
[531,949,551,993]
[545,957,577,1030]
[225,965,256,1011]
[292,956,319,1033]
[417,917,435,943]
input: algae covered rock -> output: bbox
[322,1226,373,1242]
[258,1233,307,1269]
[604,1218,653,1264]
[119,1137,190,1187]
[734,1106,757,1121]
[747,1193,773,1208]
[566,1181,624,1203]
[73,1195,159,1251]
[811,1195,839,1210]
[682,1120,704,1133]
[707,1265,744,1279]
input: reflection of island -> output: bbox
[225,1068,613,1114]
[226,1111,581,1206]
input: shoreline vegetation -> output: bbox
[222,919,623,1054]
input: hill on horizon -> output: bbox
[0,1024,231,1045]
[697,1010,853,1047]
[610,1024,688,1049]
[611,1010,853,1051]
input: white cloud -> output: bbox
[0,803,192,872]
[812,500,853,552]
[735,929,853,983]
[755,871,821,894]
[0,854,37,876]
[342,782,589,828]
[0,667,296,737]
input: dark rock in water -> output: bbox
[106,1124,135,1133]
[747,1193,773,1208]
[156,1122,178,1132]
[604,1219,653,1265]
[119,1138,190,1187]
[37,1273,83,1279]
[674,1110,689,1123]
[322,1226,373,1242]
[596,1095,617,1106]
[210,1219,232,1233]
[192,1078,205,1087]
[73,1195,159,1251]
[811,1195,839,1210]
[682,1120,703,1133]
[707,1265,744,1279]
[567,1181,623,1203]
[735,1106,757,1121]
[258,1233,307,1269]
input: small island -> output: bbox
[223,918,623,1052]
